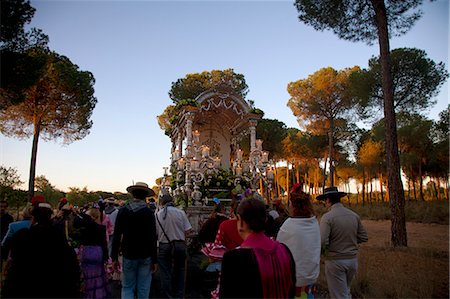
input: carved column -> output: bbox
[171,137,177,163]
[184,112,195,196]
[249,119,258,152]
[185,112,194,156]
[177,132,183,155]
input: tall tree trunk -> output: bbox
[419,163,424,201]
[334,171,337,189]
[362,169,366,206]
[413,178,417,200]
[445,178,449,201]
[28,121,41,201]
[380,172,384,202]
[323,156,328,189]
[329,118,334,186]
[305,173,309,194]
[313,169,318,195]
[286,162,289,199]
[430,179,436,201]
[372,0,407,247]
[407,175,411,201]
[409,164,414,200]
[386,180,390,202]
[437,179,441,201]
[356,185,360,204]
[275,165,280,198]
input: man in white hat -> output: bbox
[111,182,157,299]
[317,187,368,299]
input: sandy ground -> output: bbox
[361,219,449,251]
[315,220,449,298]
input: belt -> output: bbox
[159,240,185,244]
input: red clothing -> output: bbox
[201,219,243,260]
[217,219,243,250]
[220,232,296,298]
[242,232,295,298]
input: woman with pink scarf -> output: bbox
[219,197,296,298]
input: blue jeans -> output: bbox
[158,241,187,298]
[122,257,153,299]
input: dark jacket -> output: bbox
[2,223,80,298]
[111,200,157,262]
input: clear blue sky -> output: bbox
[1,0,448,193]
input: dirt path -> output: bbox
[354,220,448,298]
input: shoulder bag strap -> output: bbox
[156,212,172,244]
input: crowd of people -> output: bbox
[0,181,368,299]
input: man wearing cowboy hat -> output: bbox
[317,186,368,299]
[111,182,158,299]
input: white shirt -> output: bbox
[276,216,321,287]
[156,205,192,243]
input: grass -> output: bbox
[311,201,449,298]
[312,200,449,225]
[352,245,448,298]
[313,218,449,299]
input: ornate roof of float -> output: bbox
[170,85,261,141]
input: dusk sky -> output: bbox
[1,0,448,193]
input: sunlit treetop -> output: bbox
[168,68,249,102]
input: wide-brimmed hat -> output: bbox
[316,186,347,201]
[104,197,116,204]
[126,182,155,197]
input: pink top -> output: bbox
[242,232,294,299]
[102,214,114,241]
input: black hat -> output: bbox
[316,186,347,201]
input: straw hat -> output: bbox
[126,182,155,197]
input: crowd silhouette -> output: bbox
[0,182,367,299]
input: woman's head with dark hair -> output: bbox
[237,198,267,233]
[213,203,224,214]
[229,197,240,218]
[289,188,314,217]
[32,204,53,225]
